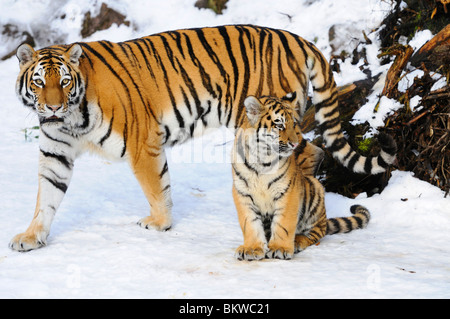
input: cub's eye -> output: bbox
[33,79,44,87]
[273,118,285,131]
[61,78,71,86]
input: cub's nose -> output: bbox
[288,142,298,149]
[46,104,63,112]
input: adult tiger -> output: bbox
[10,25,396,251]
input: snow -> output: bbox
[398,69,425,93]
[352,95,403,133]
[431,75,448,92]
[410,95,422,112]
[1,0,449,299]
[409,29,434,52]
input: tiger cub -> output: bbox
[231,93,370,260]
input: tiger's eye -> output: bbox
[61,78,70,86]
[34,79,44,86]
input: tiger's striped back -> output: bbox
[74,25,394,173]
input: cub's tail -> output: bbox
[304,41,397,175]
[326,205,370,235]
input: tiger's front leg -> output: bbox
[9,148,74,251]
[233,187,267,261]
[133,147,173,232]
[266,191,300,260]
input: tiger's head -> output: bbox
[16,43,85,126]
[244,92,301,158]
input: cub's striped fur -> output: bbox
[232,93,370,260]
[11,25,391,251]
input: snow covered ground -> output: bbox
[0,0,449,299]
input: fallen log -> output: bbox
[410,23,450,78]
[377,44,414,100]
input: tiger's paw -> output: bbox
[235,245,265,261]
[9,232,47,252]
[266,244,294,260]
[138,215,172,232]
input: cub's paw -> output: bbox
[294,235,316,253]
[9,232,47,252]
[266,245,294,260]
[235,245,265,261]
[138,216,171,232]
[294,244,303,254]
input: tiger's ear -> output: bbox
[16,43,36,66]
[67,44,83,65]
[244,96,264,126]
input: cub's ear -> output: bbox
[282,91,300,112]
[244,96,264,126]
[67,44,83,65]
[281,92,298,104]
[16,43,36,66]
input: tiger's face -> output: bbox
[16,43,85,126]
[244,93,301,158]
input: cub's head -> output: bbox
[16,43,85,126]
[244,92,301,158]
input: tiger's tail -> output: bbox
[305,42,397,175]
[326,205,370,235]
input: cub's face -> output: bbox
[244,93,300,158]
[16,43,84,126]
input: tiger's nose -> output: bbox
[46,104,63,112]
[288,142,298,149]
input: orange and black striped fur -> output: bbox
[232,93,371,260]
[11,25,393,251]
